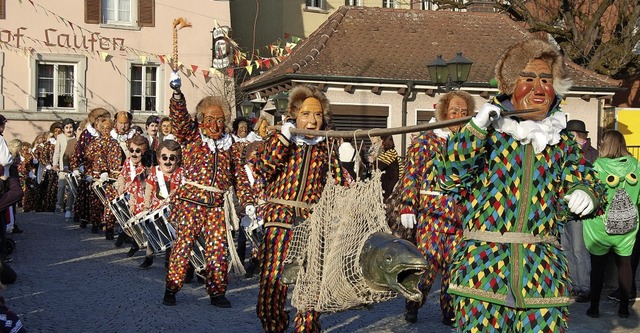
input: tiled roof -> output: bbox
[241,6,621,92]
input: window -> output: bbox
[345,0,361,5]
[85,0,154,27]
[30,54,86,111]
[0,0,5,19]
[37,63,76,109]
[382,0,396,8]
[421,0,434,10]
[102,0,132,25]
[306,0,323,9]
[130,64,159,112]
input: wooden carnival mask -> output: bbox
[511,59,555,121]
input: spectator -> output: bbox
[562,119,599,303]
[376,135,403,201]
[53,118,77,219]
[583,129,639,318]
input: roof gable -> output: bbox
[242,6,620,91]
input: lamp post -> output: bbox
[427,52,473,91]
[272,92,289,119]
[240,99,255,118]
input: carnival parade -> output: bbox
[0,1,639,332]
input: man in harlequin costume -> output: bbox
[71,108,111,230]
[398,90,475,326]
[434,39,605,332]
[85,117,123,240]
[253,85,349,333]
[111,111,136,160]
[162,72,253,308]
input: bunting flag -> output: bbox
[139,55,148,64]
[227,68,234,78]
[158,55,165,64]
[246,64,253,75]
[202,69,210,79]
[191,64,199,74]
[99,51,110,62]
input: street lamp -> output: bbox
[240,99,255,118]
[273,92,289,117]
[427,52,473,91]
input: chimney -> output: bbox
[466,0,496,13]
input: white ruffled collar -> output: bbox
[232,132,260,143]
[110,128,136,142]
[429,117,451,139]
[200,131,233,152]
[293,134,325,146]
[492,111,567,154]
[86,123,99,138]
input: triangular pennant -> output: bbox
[158,55,165,64]
[191,64,199,74]
[264,59,271,69]
[100,51,110,62]
[177,61,183,69]
[139,55,148,64]
[202,69,210,79]
[284,32,291,39]
[246,64,253,75]
[227,68,234,78]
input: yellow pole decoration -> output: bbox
[172,17,192,72]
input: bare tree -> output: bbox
[428,0,640,78]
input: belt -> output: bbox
[267,198,312,210]
[263,222,293,229]
[184,180,224,193]
[463,230,559,246]
[420,190,442,196]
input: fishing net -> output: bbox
[286,170,397,312]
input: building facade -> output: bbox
[0,0,232,143]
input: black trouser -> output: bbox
[629,231,640,293]
[590,252,631,314]
[0,209,7,259]
[236,226,247,264]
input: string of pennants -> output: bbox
[13,0,301,80]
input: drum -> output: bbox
[189,236,208,274]
[91,181,109,206]
[65,173,81,197]
[141,206,175,253]
[109,193,132,226]
[123,212,148,248]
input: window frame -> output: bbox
[29,54,87,112]
[126,60,165,114]
[382,0,397,9]
[101,0,138,28]
[306,0,324,10]
[345,0,361,5]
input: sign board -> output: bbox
[212,26,232,69]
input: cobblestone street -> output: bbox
[3,211,640,332]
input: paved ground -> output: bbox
[3,211,640,332]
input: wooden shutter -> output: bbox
[138,0,155,27]
[85,0,100,24]
[0,0,6,20]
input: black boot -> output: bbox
[139,256,153,270]
[210,294,231,308]
[105,229,114,240]
[163,289,176,306]
[91,225,99,233]
[127,244,139,257]
[114,233,126,247]
[184,266,194,283]
[404,301,418,323]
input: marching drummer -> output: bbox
[85,117,123,240]
[139,139,184,269]
[115,135,150,256]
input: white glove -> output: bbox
[79,166,85,173]
[400,214,417,229]
[99,172,109,182]
[46,164,52,170]
[565,190,595,216]
[169,71,182,91]
[280,122,295,141]
[85,175,92,182]
[245,205,256,218]
[72,169,81,177]
[28,171,36,179]
[473,103,502,129]
[32,158,38,164]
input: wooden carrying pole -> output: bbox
[268,109,539,139]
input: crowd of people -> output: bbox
[0,37,637,333]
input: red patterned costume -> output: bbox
[118,157,147,216]
[253,133,348,332]
[70,124,101,228]
[86,134,123,233]
[164,94,252,302]
[399,129,462,324]
[18,147,37,212]
[145,165,184,211]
